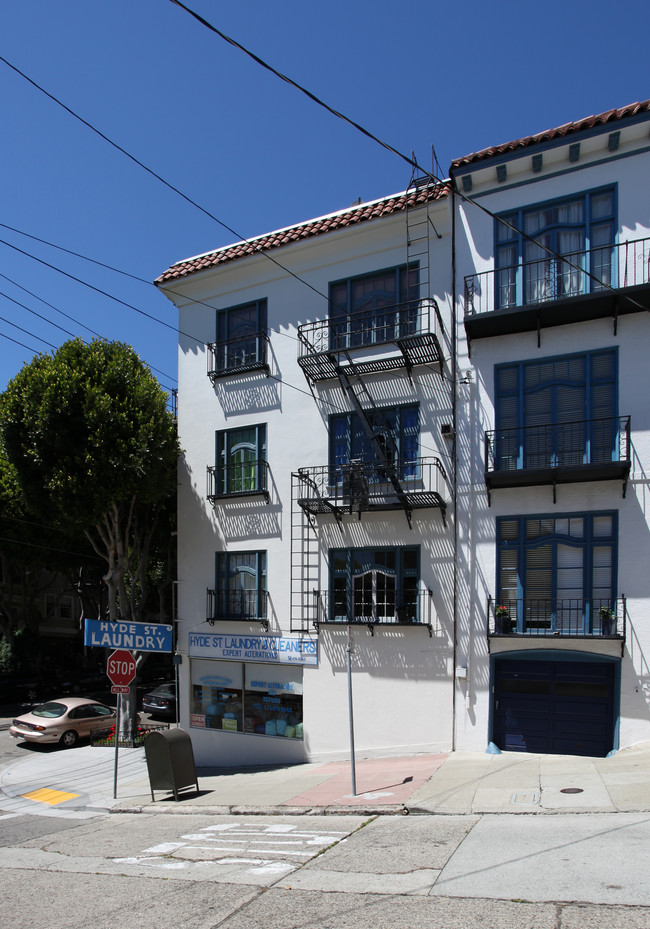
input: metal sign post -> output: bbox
[106,650,136,800]
[113,697,121,800]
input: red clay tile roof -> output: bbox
[450,99,650,171]
[155,182,450,284]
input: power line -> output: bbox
[0,231,350,413]
[0,286,79,342]
[0,237,178,388]
[0,221,307,346]
[0,53,331,308]
[0,306,57,350]
[167,0,419,177]
[0,329,42,355]
[165,3,648,313]
[0,268,104,339]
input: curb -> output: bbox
[110,802,407,817]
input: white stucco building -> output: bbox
[158,98,650,765]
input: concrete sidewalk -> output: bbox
[4,723,650,816]
[111,740,650,816]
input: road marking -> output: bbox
[22,788,80,806]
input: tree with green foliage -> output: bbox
[0,339,179,730]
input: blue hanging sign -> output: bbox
[84,619,173,653]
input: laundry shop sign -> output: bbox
[84,619,173,653]
[188,632,318,666]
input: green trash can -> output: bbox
[144,728,199,801]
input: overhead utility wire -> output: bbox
[0,53,327,307]
[169,1,648,313]
[0,286,79,342]
[0,305,57,350]
[167,0,418,177]
[0,267,104,339]
[0,222,354,413]
[0,329,42,354]
[0,221,305,348]
[0,237,177,389]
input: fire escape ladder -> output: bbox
[290,472,320,633]
[406,168,432,314]
[334,352,413,529]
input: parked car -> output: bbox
[142,682,176,720]
[9,697,116,748]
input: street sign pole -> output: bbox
[106,649,136,800]
[113,697,121,800]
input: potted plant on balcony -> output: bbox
[495,604,513,634]
[599,605,616,636]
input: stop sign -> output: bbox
[106,649,136,687]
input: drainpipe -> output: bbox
[451,182,458,752]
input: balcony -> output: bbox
[485,416,631,501]
[206,588,269,631]
[487,596,625,645]
[464,237,650,341]
[297,299,444,385]
[207,460,270,503]
[312,587,433,635]
[207,331,270,381]
[295,457,447,526]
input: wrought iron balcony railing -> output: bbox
[487,595,626,638]
[485,416,631,487]
[464,236,650,317]
[206,588,269,629]
[312,587,433,633]
[297,299,444,382]
[207,460,270,502]
[207,331,270,380]
[295,457,446,520]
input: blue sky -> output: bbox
[1,0,647,396]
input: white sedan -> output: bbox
[9,697,116,748]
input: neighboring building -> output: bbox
[452,100,650,756]
[158,99,650,765]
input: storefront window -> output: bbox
[190,659,243,731]
[190,659,303,739]
[244,664,303,738]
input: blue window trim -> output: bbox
[496,510,618,634]
[329,404,420,468]
[214,298,268,371]
[494,348,619,470]
[215,550,267,621]
[329,545,420,623]
[216,298,267,340]
[215,423,267,496]
[328,263,420,349]
[494,184,618,309]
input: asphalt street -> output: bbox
[4,730,650,927]
[3,809,650,928]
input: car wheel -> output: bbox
[59,730,78,748]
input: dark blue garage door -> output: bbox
[493,659,615,757]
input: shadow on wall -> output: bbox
[215,370,282,418]
[318,625,451,681]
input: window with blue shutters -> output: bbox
[494,350,617,473]
[495,188,615,309]
[214,299,267,371]
[329,264,419,349]
[330,405,419,479]
[330,546,420,624]
[497,513,617,634]
[215,551,267,620]
[215,424,267,496]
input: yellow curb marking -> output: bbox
[22,788,80,806]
